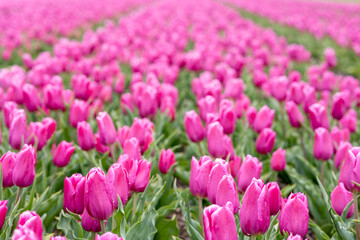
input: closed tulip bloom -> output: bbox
[42,117,57,140]
[286,82,304,104]
[139,85,158,118]
[71,75,95,101]
[114,74,125,94]
[285,101,304,128]
[331,183,354,218]
[331,92,350,120]
[271,148,286,171]
[94,133,111,155]
[69,100,90,128]
[197,96,218,121]
[279,193,309,237]
[27,122,48,151]
[132,159,151,192]
[53,141,75,167]
[239,178,270,236]
[313,127,333,161]
[123,137,141,161]
[81,208,102,232]
[302,85,317,114]
[324,48,337,68]
[12,144,36,187]
[334,142,352,169]
[190,156,213,198]
[160,97,176,121]
[3,101,18,128]
[235,95,250,118]
[17,211,43,239]
[203,202,238,240]
[229,155,241,178]
[120,93,134,114]
[184,110,205,143]
[216,175,240,214]
[253,70,267,87]
[287,234,303,240]
[107,163,130,208]
[0,151,16,187]
[339,147,360,191]
[219,99,236,135]
[246,106,257,127]
[308,103,330,130]
[117,154,138,189]
[96,112,117,145]
[129,118,154,153]
[63,173,85,214]
[207,122,228,158]
[95,232,123,240]
[255,128,276,155]
[85,168,113,220]
[253,105,275,133]
[340,109,357,133]
[159,149,176,174]
[23,84,42,112]
[9,109,27,150]
[208,159,229,204]
[269,76,288,101]
[43,84,65,111]
[0,200,7,230]
[12,227,39,240]
[237,155,262,192]
[77,121,96,151]
[117,126,130,148]
[224,78,244,99]
[266,182,282,215]
[331,127,350,149]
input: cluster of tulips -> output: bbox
[226,0,360,55]
[0,0,359,239]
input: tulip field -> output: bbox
[2,0,360,239]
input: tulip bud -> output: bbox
[287,234,303,240]
[331,127,350,150]
[255,128,276,155]
[0,151,16,187]
[138,85,158,118]
[63,173,85,214]
[12,227,39,240]
[239,178,270,236]
[216,175,240,213]
[266,182,282,215]
[71,75,95,101]
[77,121,96,151]
[334,142,352,169]
[331,92,350,120]
[117,155,138,189]
[324,48,337,68]
[229,155,241,178]
[303,85,317,114]
[53,141,75,167]
[23,84,42,112]
[69,100,90,128]
[235,95,250,118]
[114,74,125,94]
[0,200,7,230]
[203,202,238,240]
[308,103,330,130]
[237,155,262,192]
[123,137,141,161]
[269,76,288,101]
[207,122,228,158]
[120,93,134,114]
[271,148,286,171]
[313,127,333,161]
[252,105,275,133]
[94,133,111,154]
[132,159,151,192]
[245,106,257,127]
[197,96,217,121]
[9,109,27,150]
[285,101,304,128]
[12,144,36,187]
[85,168,113,220]
[43,84,65,111]
[3,101,18,128]
[160,97,176,121]
[331,183,354,218]
[17,211,43,239]
[279,193,309,237]
[340,109,357,133]
[190,156,213,198]
[107,164,130,208]
[27,122,48,151]
[96,112,117,145]
[95,232,123,240]
[224,78,244,99]
[286,82,304,104]
[219,99,236,135]
[339,147,360,191]
[207,159,229,204]
[117,126,130,148]
[42,117,57,140]
[129,118,154,153]
[159,149,176,174]
[184,110,205,143]
[81,208,102,232]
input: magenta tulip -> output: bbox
[219,99,236,134]
[132,159,151,192]
[96,112,117,145]
[0,151,16,187]
[77,121,96,151]
[308,103,330,130]
[207,122,228,158]
[334,142,352,169]
[197,95,218,121]
[266,182,282,215]
[331,183,354,218]
[69,99,90,128]
[12,144,36,187]
[9,109,27,150]
[207,159,229,204]
[189,156,213,198]
[184,110,205,143]
[271,148,286,171]
[12,227,39,240]
[229,155,241,178]
[159,149,176,174]
[255,128,276,155]
[63,173,85,214]
[0,200,7,230]
[17,211,43,239]
[41,117,57,140]
[53,141,75,167]
[253,105,275,133]
[123,137,141,161]
[81,208,102,232]
[285,101,304,128]
[216,175,240,213]
[237,155,262,192]
[3,101,18,128]
[23,84,42,112]
[107,163,130,208]
[331,92,350,120]
[95,232,123,240]
[269,76,288,101]
[340,109,357,133]
[313,127,333,161]
[43,84,65,111]
[117,154,138,189]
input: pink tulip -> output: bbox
[331,183,354,218]
[339,147,360,191]
[203,202,238,240]
[219,99,236,135]
[331,127,350,150]
[132,159,151,192]
[121,93,134,114]
[129,118,154,153]
[9,109,27,150]
[184,111,205,143]
[216,175,240,213]
[235,95,250,118]
[271,148,286,171]
[69,100,90,128]
[287,234,303,240]
[71,75,95,101]
[159,149,176,174]
[207,122,229,158]
[77,121,96,151]
[12,144,36,187]
[43,84,65,111]
[107,163,130,208]
[324,48,337,68]
[160,97,176,121]
[266,182,282,215]
[255,128,276,155]
[0,200,7,230]
[51,236,67,240]
[331,92,350,120]
[279,193,309,237]
[190,156,213,198]
[41,117,57,140]
[0,151,16,187]
[27,122,48,151]
[308,103,330,130]
[340,109,357,133]
[313,127,333,161]
[208,159,229,204]
[117,126,130,148]
[95,232,123,240]
[302,85,317,114]
[197,96,218,121]
[81,208,102,232]
[123,137,141,161]
[252,105,275,133]
[63,173,85,214]
[334,142,352,169]
[94,133,111,154]
[3,101,18,128]
[237,155,262,192]
[138,85,158,118]
[12,227,39,240]
[17,211,43,239]
[245,106,257,127]
[286,82,304,105]
[96,112,117,145]
[23,84,42,112]
[269,76,288,101]
[53,141,75,167]
[224,78,244,99]
[229,155,241,178]
[239,178,270,236]
[285,101,304,128]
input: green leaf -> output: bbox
[341,199,354,221]
[57,210,89,240]
[309,219,330,240]
[280,184,296,198]
[265,212,280,240]
[154,215,179,240]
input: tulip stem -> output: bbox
[353,190,360,240]
[111,144,116,163]
[91,232,96,240]
[321,162,325,185]
[100,220,106,234]
[198,197,204,236]
[197,142,204,156]
[132,193,138,222]
[15,187,22,206]
[298,128,308,159]
[280,102,287,140]
[50,167,58,187]
[250,236,256,240]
